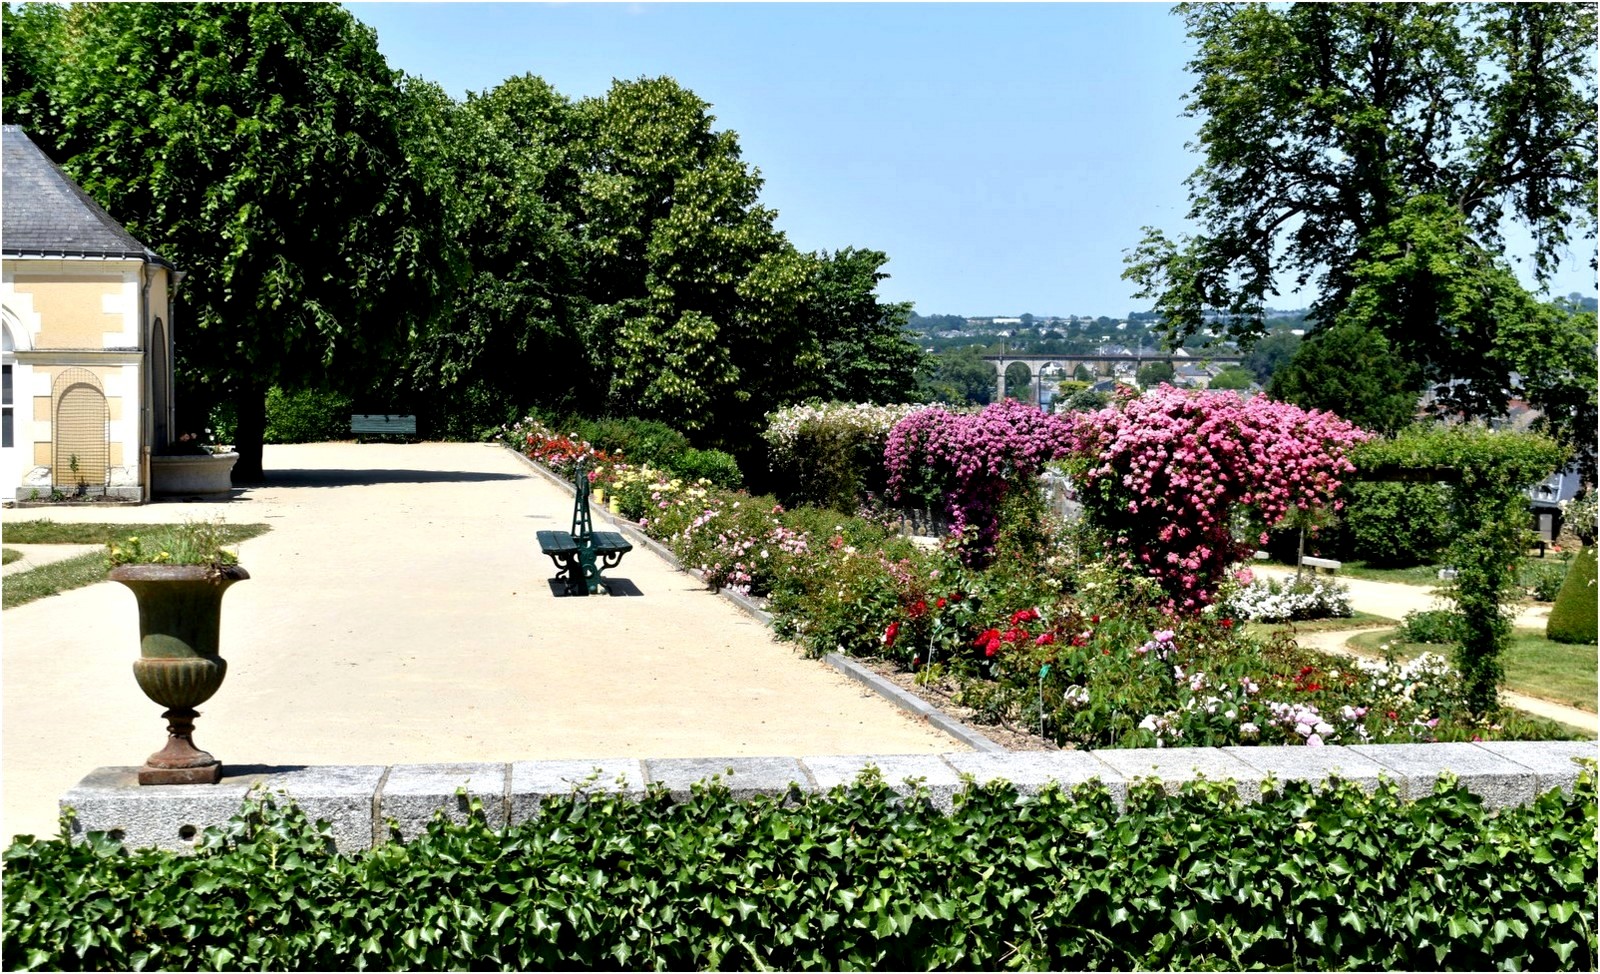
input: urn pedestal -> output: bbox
[109,564,249,784]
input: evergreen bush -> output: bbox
[672,447,743,490]
[5,771,1594,971]
[262,387,355,444]
[1342,481,1454,567]
[1547,545,1597,645]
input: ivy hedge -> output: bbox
[6,769,1596,971]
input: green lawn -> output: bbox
[0,521,270,610]
[1264,553,1573,598]
[1,547,21,565]
[1347,628,1598,712]
[3,519,268,546]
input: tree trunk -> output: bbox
[231,387,268,483]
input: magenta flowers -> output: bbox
[1063,386,1369,612]
[884,399,1074,560]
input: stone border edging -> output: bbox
[501,445,1009,751]
[60,739,1598,853]
[824,653,1007,753]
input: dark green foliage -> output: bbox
[1356,425,1570,715]
[6,771,1596,971]
[1061,387,1111,413]
[1136,360,1175,388]
[1270,322,1422,435]
[1402,609,1464,645]
[1243,330,1301,385]
[1547,546,1598,645]
[262,388,355,445]
[672,448,743,491]
[559,415,691,470]
[919,346,997,406]
[4,2,455,480]
[1343,480,1454,567]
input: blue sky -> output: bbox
[346,2,1596,318]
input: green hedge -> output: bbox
[263,387,355,444]
[1547,545,1598,645]
[5,770,1595,971]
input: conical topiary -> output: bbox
[1546,545,1597,645]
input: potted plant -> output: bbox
[107,518,249,784]
[150,428,239,498]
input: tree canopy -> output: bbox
[4,2,453,478]
[3,6,925,467]
[1124,3,1597,473]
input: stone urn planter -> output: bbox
[151,452,239,498]
[109,563,249,784]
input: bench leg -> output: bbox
[543,553,588,596]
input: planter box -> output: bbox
[151,452,238,498]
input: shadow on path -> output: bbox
[545,578,645,598]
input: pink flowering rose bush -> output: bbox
[884,399,1074,562]
[1062,386,1370,613]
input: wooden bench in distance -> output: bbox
[1300,556,1342,573]
[351,414,417,441]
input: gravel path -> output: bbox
[1,442,958,844]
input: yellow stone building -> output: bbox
[1,126,178,503]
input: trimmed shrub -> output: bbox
[1547,545,1598,645]
[1343,481,1454,567]
[1402,608,1464,644]
[672,447,743,491]
[262,387,354,444]
[5,772,1595,971]
[565,415,691,470]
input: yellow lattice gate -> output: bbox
[52,368,108,493]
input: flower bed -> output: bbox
[503,405,1578,750]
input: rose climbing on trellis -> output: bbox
[1062,386,1369,613]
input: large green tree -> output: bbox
[401,74,589,438]
[1269,321,1421,435]
[1125,3,1597,470]
[572,77,786,445]
[3,2,451,479]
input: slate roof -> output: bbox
[1,125,170,265]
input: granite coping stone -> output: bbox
[1348,742,1539,807]
[1221,745,1389,795]
[801,754,965,811]
[509,759,645,825]
[377,762,509,841]
[1471,740,1598,795]
[58,741,1595,851]
[944,750,1128,806]
[644,757,810,803]
[1088,747,1266,802]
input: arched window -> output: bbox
[151,317,170,450]
[52,368,108,491]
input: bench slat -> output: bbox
[351,414,417,436]
[537,530,580,555]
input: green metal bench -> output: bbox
[537,459,632,596]
[351,414,417,441]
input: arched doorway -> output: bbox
[52,368,108,494]
[151,317,170,451]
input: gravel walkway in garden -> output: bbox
[1,442,957,845]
